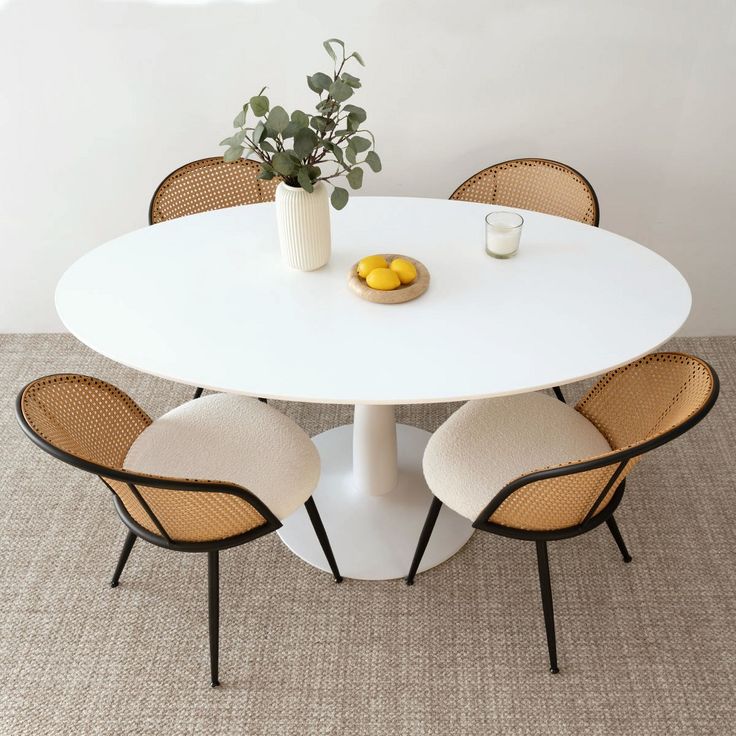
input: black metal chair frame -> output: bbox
[406,361,719,673]
[16,390,342,687]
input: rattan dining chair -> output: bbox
[450,158,599,226]
[16,374,341,687]
[406,353,719,673]
[450,157,599,404]
[149,156,280,401]
[149,157,279,226]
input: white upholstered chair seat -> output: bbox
[124,394,320,520]
[423,392,611,522]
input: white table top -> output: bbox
[56,196,690,405]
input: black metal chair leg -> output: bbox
[606,515,632,563]
[110,531,136,588]
[304,497,343,583]
[405,497,443,586]
[208,550,220,687]
[553,386,566,403]
[536,541,559,673]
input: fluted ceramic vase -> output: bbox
[275,181,331,271]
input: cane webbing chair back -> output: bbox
[19,374,151,467]
[17,375,272,545]
[103,479,268,544]
[576,353,715,451]
[450,158,599,226]
[149,157,280,225]
[482,354,718,533]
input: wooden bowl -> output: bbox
[348,254,430,304]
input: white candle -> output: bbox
[485,211,523,258]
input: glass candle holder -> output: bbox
[485,211,523,259]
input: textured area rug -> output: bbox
[1,335,734,735]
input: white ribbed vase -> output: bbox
[275,181,331,271]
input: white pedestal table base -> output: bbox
[278,422,474,581]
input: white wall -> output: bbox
[1,0,734,334]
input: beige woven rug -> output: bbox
[1,335,734,735]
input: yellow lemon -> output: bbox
[357,255,389,279]
[390,257,417,285]
[366,268,401,291]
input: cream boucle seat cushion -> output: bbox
[423,392,611,522]
[124,394,320,521]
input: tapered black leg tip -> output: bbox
[405,577,415,586]
[211,680,220,688]
[623,555,633,563]
[334,575,343,584]
[110,581,119,588]
[550,666,560,674]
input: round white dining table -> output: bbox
[56,196,691,580]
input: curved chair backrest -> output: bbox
[16,375,279,549]
[476,354,719,536]
[450,158,599,226]
[149,157,280,225]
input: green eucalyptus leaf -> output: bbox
[272,151,298,177]
[350,51,365,66]
[346,115,360,132]
[331,186,349,210]
[233,107,247,128]
[320,140,343,165]
[322,40,337,62]
[345,143,357,164]
[323,38,345,65]
[346,166,364,190]
[365,151,382,172]
[252,121,266,144]
[316,99,336,114]
[306,75,320,94]
[297,166,314,192]
[250,94,269,116]
[258,168,275,180]
[260,140,276,154]
[291,109,310,127]
[343,104,366,122]
[307,165,321,179]
[222,129,248,146]
[281,121,300,139]
[310,116,335,133]
[223,145,244,162]
[328,79,353,102]
[351,135,371,153]
[294,127,318,160]
[283,110,310,139]
[309,72,332,92]
[266,105,289,134]
[341,72,361,88]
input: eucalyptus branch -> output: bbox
[219,38,380,209]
